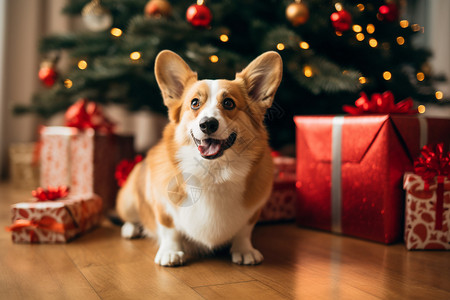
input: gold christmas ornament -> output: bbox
[286,0,309,26]
[82,0,113,32]
[144,0,172,18]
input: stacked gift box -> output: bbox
[7,99,135,243]
[294,92,450,246]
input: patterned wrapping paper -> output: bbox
[259,157,297,222]
[9,194,102,243]
[404,173,450,250]
[294,115,450,244]
[40,126,134,212]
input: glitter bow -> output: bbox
[32,186,70,201]
[343,91,416,115]
[413,143,450,230]
[65,98,115,134]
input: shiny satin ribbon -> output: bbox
[6,219,66,234]
[331,116,344,233]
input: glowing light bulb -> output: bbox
[335,3,343,11]
[416,72,425,81]
[209,55,219,63]
[130,51,141,60]
[110,28,122,37]
[366,24,375,34]
[299,42,309,49]
[418,105,426,113]
[412,24,421,32]
[359,76,367,84]
[383,71,392,80]
[78,60,87,70]
[369,38,378,48]
[197,0,204,5]
[396,36,405,45]
[335,31,343,37]
[356,33,365,41]
[220,34,229,42]
[303,66,313,77]
[352,25,362,33]
[277,43,285,51]
[435,91,443,100]
[357,4,365,11]
[400,20,409,28]
[64,79,73,89]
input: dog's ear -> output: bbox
[236,51,282,110]
[155,50,197,109]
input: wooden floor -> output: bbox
[1,183,449,300]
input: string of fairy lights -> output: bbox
[63,0,444,112]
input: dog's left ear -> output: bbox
[236,51,282,110]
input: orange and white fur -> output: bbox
[116,50,282,266]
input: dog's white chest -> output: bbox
[175,182,250,248]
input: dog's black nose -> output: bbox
[199,117,219,134]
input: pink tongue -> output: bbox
[198,141,221,157]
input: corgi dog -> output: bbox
[116,50,282,266]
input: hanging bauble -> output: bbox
[378,3,399,22]
[286,0,309,26]
[144,0,172,18]
[82,0,113,32]
[38,61,58,88]
[330,9,352,32]
[186,1,212,28]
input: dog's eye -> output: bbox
[222,98,235,110]
[191,98,200,110]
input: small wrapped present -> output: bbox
[6,187,102,243]
[40,99,134,212]
[294,92,450,244]
[404,144,450,250]
[259,156,297,222]
[9,143,40,189]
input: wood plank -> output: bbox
[0,240,99,300]
[80,260,204,300]
[194,281,286,300]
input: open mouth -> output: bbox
[191,131,237,160]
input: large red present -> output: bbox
[294,115,450,243]
[259,156,297,222]
[7,193,102,243]
[40,126,134,212]
[403,173,450,250]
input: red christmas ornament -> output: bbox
[378,3,399,22]
[144,0,172,18]
[32,186,70,201]
[330,9,352,32]
[38,61,58,87]
[186,3,212,28]
[115,155,143,187]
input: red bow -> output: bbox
[6,218,66,234]
[413,143,450,230]
[115,155,143,187]
[65,98,115,134]
[343,91,416,115]
[32,186,70,201]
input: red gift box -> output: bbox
[403,173,450,250]
[294,115,450,243]
[7,194,102,243]
[40,126,134,212]
[259,157,297,222]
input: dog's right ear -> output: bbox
[155,50,197,110]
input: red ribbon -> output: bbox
[65,98,115,134]
[32,186,70,201]
[6,218,66,234]
[414,143,450,230]
[115,155,143,187]
[343,91,416,115]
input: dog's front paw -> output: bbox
[154,249,185,267]
[231,247,264,265]
[121,222,143,239]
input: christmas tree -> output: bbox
[16,0,448,149]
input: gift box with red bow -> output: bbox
[259,156,297,222]
[404,144,450,250]
[6,187,102,243]
[40,99,134,213]
[294,92,450,244]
